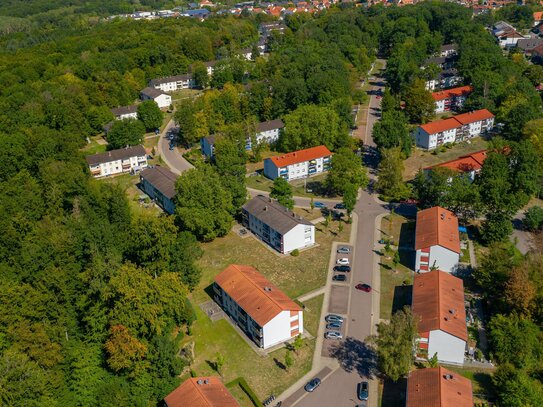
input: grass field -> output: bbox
[300,294,324,336]
[245,173,332,199]
[403,137,488,180]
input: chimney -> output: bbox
[197,379,204,385]
[264,206,268,211]
[444,374,454,380]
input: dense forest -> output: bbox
[0,1,542,405]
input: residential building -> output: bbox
[424,150,487,181]
[164,376,240,407]
[425,68,463,90]
[213,264,303,349]
[516,37,543,55]
[140,87,172,109]
[415,206,460,273]
[180,8,211,18]
[201,134,217,158]
[439,43,457,57]
[431,86,473,113]
[424,55,457,70]
[111,105,138,120]
[492,21,525,48]
[204,60,217,76]
[263,145,332,181]
[86,145,147,178]
[242,195,315,253]
[534,11,543,26]
[149,74,196,93]
[414,109,494,150]
[413,271,468,365]
[139,166,178,214]
[406,367,473,407]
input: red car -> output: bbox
[355,283,372,292]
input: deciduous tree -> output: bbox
[107,119,145,149]
[270,177,295,209]
[137,100,163,131]
[376,147,409,201]
[326,148,368,195]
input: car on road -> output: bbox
[376,95,381,99]
[333,265,351,272]
[334,203,346,209]
[336,258,349,265]
[169,143,174,151]
[325,314,344,323]
[332,274,347,282]
[314,201,326,209]
[304,378,321,392]
[337,246,351,254]
[325,331,343,340]
[326,322,342,330]
[355,283,372,292]
[358,381,369,400]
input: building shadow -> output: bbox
[381,378,407,407]
[512,217,524,231]
[398,221,415,248]
[328,337,378,379]
[398,249,415,270]
[392,285,412,315]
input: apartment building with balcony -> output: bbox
[432,86,473,113]
[149,74,196,93]
[263,145,332,181]
[86,145,147,178]
[214,264,303,349]
[242,195,315,254]
[139,165,178,214]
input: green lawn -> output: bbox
[81,136,107,155]
[227,383,256,407]
[300,294,324,336]
[245,173,332,199]
[102,173,161,217]
[447,366,495,405]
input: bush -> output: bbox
[523,206,543,231]
[226,378,262,407]
[290,249,300,256]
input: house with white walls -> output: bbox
[263,145,332,181]
[413,270,468,365]
[86,145,148,178]
[214,264,303,349]
[111,105,138,120]
[149,74,196,92]
[431,86,472,113]
[415,206,461,273]
[140,87,172,109]
[242,195,315,254]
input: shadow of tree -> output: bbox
[392,285,412,315]
[379,262,392,270]
[328,337,378,379]
[205,359,218,372]
[273,358,286,370]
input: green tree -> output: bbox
[270,177,295,209]
[326,147,368,195]
[293,334,303,354]
[494,364,543,407]
[175,167,234,241]
[376,147,409,201]
[342,182,357,217]
[104,325,147,373]
[403,78,435,124]
[86,105,114,133]
[215,352,225,376]
[524,206,543,232]
[192,62,210,89]
[284,350,294,371]
[481,211,513,244]
[370,307,417,382]
[428,352,439,368]
[372,110,411,156]
[107,119,145,149]
[137,100,163,131]
[213,136,248,211]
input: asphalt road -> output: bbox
[156,120,194,175]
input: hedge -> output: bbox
[226,377,263,407]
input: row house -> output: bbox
[139,166,178,214]
[414,206,461,274]
[86,145,148,178]
[140,87,172,109]
[492,21,525,48]
[431,85,472,113]
[415,109,494,150]
[164,377,240,407]
[424,150,487,182]
[413,270,468,365]
[263,145,332,181]
[111,105,138,120]
[242,195,315,254]
[214,264,303,349]
[407,367,473,407]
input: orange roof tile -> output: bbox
[534,11,543,21]
[214,265,301,326]
[453,109,494,125]
[425,150,487,173]
[269,145,332,168]
[419,117,460,135]
[431,86,473,101]
[164,377,240,407]
[415,207,460,254]
[407,367,473,407]
[413,270,468,341]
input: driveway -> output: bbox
[156,119,194,175]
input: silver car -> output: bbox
[337,246,351,254]
[325,331,343,340]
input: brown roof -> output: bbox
[412,270,468,341]
[141,86,167,99]
[415,207,461,254]
[257,119,284,133]
[164,377,240,407]
[140,165,178,199]
[406,367,473,407]
[214,264,301,326]
[149,74,193,86]
[111,105,138,116]
[85,145,146,166]
[453,109,494,125]
[268,145,332,168]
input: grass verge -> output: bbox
[245,173,332,199]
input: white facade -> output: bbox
[88,154,147,178]
[282,224,315,253]
[427,330,466,365]
[264,156,330,181]
[116,111,138,120]
[434,95,468,114]
[415,127,457,150]
[151,76,195,93]
[262,310,303,349]
[457,117,494,140]
[256,127,281,144]
[415,245,460,274]
[153,93,172,109]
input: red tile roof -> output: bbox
[269,145,332,168]
[164,377,240,407]
[214,265,301,326]
[424,150,488,173]
[431,86,473,101]
[415,206,461,254]
[534,11,543,21]
[419,117,460,135]
[413,270,468,341]
[407,367,473,407]
[453,109,494,125]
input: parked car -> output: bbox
[326,322,342,330]
[304,378,321,392]
[334,203,346,209]
[314,201,326,209]
[336,258,349,265]
[355,283,372,292]
[358,381,369,401]
[332,274,347,282]
[333,265,351,272]
[325,331,343,340]
[325,314,344,323]
[337,246,351,254]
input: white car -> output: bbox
[336,258,349,265]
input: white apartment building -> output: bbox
[86,145,148,178]
[111,105,138,120]
[413,270,468,366]
[415,206,461,274]
[432,86,472,113]
[242,195,315,253]
[140,87,172,109]
[214,264,303,349]
[263,145,332,181]
[149,74,195,93]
